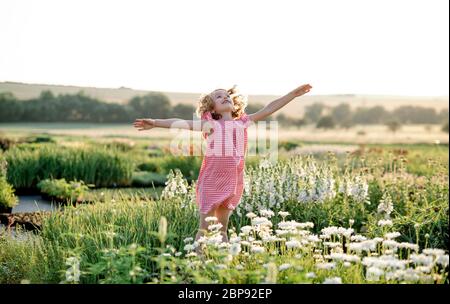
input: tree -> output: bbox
[128,92,172,119]
[352,106,389,125]
[439,108,449,123]
[331,103,352,127]
[172,104,195,120]
[442,121,449,133]
[385,120,402,134]
[0,92,23,122]
[316,115,336,129]
[304,103,325,124]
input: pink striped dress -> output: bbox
[195,111,252,214]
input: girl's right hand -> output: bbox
[133,118,157,131]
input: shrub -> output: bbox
[0,175,18,209]
[37,178,91,204]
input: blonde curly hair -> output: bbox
[195,85,248,120]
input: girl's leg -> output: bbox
[194,208,216,254]
[215,204,233,243]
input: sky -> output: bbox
[0,0,448,96]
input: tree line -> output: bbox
[0,90,448,129]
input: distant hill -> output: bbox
[1,81,448,117]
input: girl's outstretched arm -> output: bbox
[133,118,213,133]
[248,84,312,122]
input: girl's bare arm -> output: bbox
[133,118,213,133]
[248,84,312,122]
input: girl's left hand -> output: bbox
[290,84,313,97]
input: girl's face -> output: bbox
[210,89,234,113]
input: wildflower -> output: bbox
[410,254,433,266]
[183,237,194,243]
[323,277,342,284]
[240,226,252,235]
[205,216,218,222]
[246,212,257,219]
[385,232,401,240]
[278,211,290,219]
[366,267,384,282]
[316,262,336,270]
[229,243,241,256]
[251,217,272,227]
[397,242,419,252]
[382,240,399,250]
[208,223,223,232]
[64,256,81,283]
[260,209,275,218]
[350,235,367,242]
[422,248,445,256]
[286,240,301,249]
[436,255,449,268]
[377,219,393,227]
[306,272,316,279]
[377,192,394,218]
[279,263,291,271]
[183,244,195,252]
[265,262,278,284]
[250,245,265,253]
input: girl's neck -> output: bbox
[218,112,234,121]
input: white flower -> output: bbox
[366,267,384,282]
[422,248,445,256]
[183,237,194,243]
[377,192,394,217]
[208,223,223,232]
[205,216,218,222]
[186,252,197,258]
[260,209,275,218]
[250,245,265,253]
[279,263,291,271]
[410,254,434,266]
[278,211,290,218]
[377,219,393,227]
[306,272,316,279]
[246,212,257,219]
[350,235,367,242]
[435,255,449,268]
[323,277,342,284]
[183,244,195,252]
[251,217,272,227]
[316,262,336,270]
[240,226,253,235]
[229,243,241,256]
[286,240,301,249]
[385,232,401,240]
[397,242,419,252]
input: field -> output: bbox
[0,123,448,284]
[0,122,448,145]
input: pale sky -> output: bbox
[0,0,448,96]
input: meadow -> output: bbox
[0,125,448,284]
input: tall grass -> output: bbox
[4,144,135,189]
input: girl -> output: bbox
[133,83,312,248]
